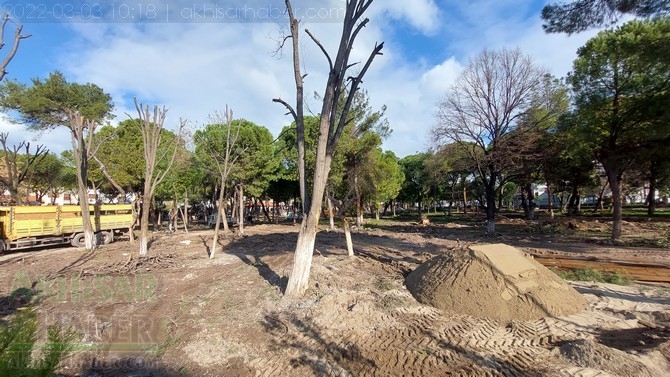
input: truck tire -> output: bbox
[100,231,113,245]
[71,233,86,247]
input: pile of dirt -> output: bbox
[405,243,587,323]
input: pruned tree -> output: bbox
[130,98,185,257]
[541,0,670,34]
[0,133,48,204]
[273,0,309,214]
[0,13,30,81]
[0,72,113,250]
[279,0,384,297]
[194,107,242,258]
[433,48,548,235]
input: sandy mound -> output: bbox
[405,243,586,323]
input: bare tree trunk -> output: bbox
[521,183,535,220]
[132,99,183,256]
[327,196,335,231]
[462,181,468,214]
[485,174,497,235]
[547,185,555,219]
[68,112,97,250]
[139,193,152,256]
[129,197,140,244]
[343,217,354,256]
[593,178,609,214]
[647,175,657,216]
[283,0,383,297]
[184,190,189,227]
[238,185,245,235]
[210,181,227,259]
[259,198,271,222]
[222,200,230,234]
[178,205,188,234]
[353,168,364,227]
[605,167,623,241]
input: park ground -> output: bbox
[1,211,670,376]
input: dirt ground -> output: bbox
[1,214,670,376]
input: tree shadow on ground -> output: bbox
[0,286,40,324]
[261,313,376,375]
[225,228,447,291]
[597,325,670,352]
[574,285,670,305]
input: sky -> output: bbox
[0,0,600,158]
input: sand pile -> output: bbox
[405,244,586,323]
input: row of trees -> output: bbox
[0,76,404,251]
[0,0,390,297]
[430,17,670,240]
[2,0,666,298]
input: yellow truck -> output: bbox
[0,204,134,251]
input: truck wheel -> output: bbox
[71,233,86,247]
[100,231,113,245]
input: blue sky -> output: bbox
[0,0,599,157]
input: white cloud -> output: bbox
[419,57,464,100]
[43,1,597,159]
[370,0,441,34]
[0,115,71,156]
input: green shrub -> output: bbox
[0,308,77,377]
[555,268,632,285]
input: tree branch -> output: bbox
[305,28,334,71]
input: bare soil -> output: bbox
[0,214,669,376]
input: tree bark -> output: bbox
[647,171,657,216]
[485,173,497,235]
[605,167,623,241]
[283,0,383,297]
[462,176,468,214]
[354,172,363,227]
[547,185,555,219]
[521,183,535,220]
[285,151,334,297]
[238,184,245,235]
[344,217,354,256]
[210,180,227,259]
[327,196,335,231]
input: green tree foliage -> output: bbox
[0,71,112,130]
[364,149,404,217]
[94,120,145,193]
[27,152,69,204]
[504,77,570,218]
[566,18,670,239]
[275,115,322,198]
[426,143,476,215]
[542,0,670,33]
[397,153,430,217]
[334,90,390,224]
[229,120,280,198]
